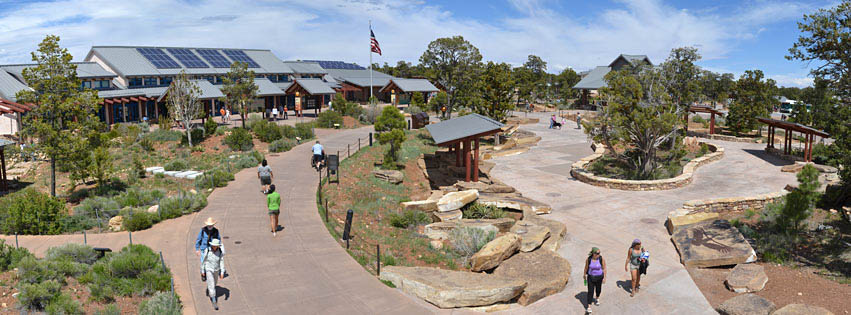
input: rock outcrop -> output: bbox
[470,233,521,272]
[437,190,479,212]
[772,304,834,315]
[725,264,768,293]
[492,250,571,306]
[379,266,526,308]
[510,221,550,252]
[373,169,404,184]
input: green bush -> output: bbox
[0,240,33,271]
[223,127,254,151]
[180,128,206,146]
[80,244,171,302]
[45,243,99,265]
[281,125,297,139]
[269,138,297,153]
[233,155,259,169]
[158,192,207,220]
[294,122,315,140]
[144,129,183,142]
[94,304,121,315]
[45,293,84,315]
[462,203,506,219]
[204,118,218,137]
[245,113,264,130]
[252,119,283,142]
[17,279,61,311]
[250,150,264,164]
[215,125,228,136]
[388,210,431,229]
[138,291,182,315]
[316,111,343,128]
[0,188,67,235]
[123,211,154,232]
[115,188,164,208]
[163,159,189,172]
[194,168,234,190]
[139,137,155,152]
[450,227,495,264]
[16,256,59,284]
[376,106,407,167]
[74,196,121,220]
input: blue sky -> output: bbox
[0,0,835,87]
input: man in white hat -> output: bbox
[195,217,221,282]
[202,238,226,310]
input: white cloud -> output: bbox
[770,73,814,88]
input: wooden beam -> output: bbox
[473,138,480,182]
[129,97,140,102]
[104,99,114,104]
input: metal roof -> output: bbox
[302,60,365,70]
[289,79,336,95]
[572,66,611,90]
[610,54,652,68]
[282,61,327,74]
[274,82,293,91]
[324,68,392,81]
[193,80,225,99]
[381,78,438,93]
[425,113,505,146]
[86,46,294,77]
[0,139,15,148]
[0,70,31,101]
[98,87,168,99]
[253,77,286,96]
[344,77,391,88]
[757,117,829,138]
[0,62,116,80]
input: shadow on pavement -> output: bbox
[742,149,795,167]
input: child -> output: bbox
[266,184,281,236]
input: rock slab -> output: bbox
[667,209,720,235]
[402,200,438,213]
[379,266,526,308]
[672,220,757,268]
[437,190,479,212]
[431,210,462,222]
[510,221,550,252]
[424,221,498,240]
[717,293,776,315]
[493,250,571,306]
[478,193,552,215]
[772,304,834,315]
[523,217,567,252]
[470,233,521,272]
[725,264,768,293]
[373,169,404,184]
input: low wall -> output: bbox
[570,142,725,191]
[765,146,806,163]
[687,130,763,143]
[682,190,787,214]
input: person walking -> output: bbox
[220,107,226,123]
[576,113,582,130]
[195,218,221,281]
[583,247,606,313]
[257,159,273,193]
[625,239,646,297]
[201,238,226,310]
[225,108,231,123]
[266,184,282,236]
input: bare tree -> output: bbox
[167,70,203,147]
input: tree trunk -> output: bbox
[241,101,246,129]
[186,124,193,147]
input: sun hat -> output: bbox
[204,217,217,226]
[589,247,600,255]
[209,239,222,247]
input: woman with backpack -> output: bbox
[583,247,606,313]
[202,238,226,310]
[625,239,647,297]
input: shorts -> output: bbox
[260,175,271,185]
[629,263,640,271]
[268,210,280,215]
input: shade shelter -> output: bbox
[689,105,724,134]
[0,138,13,190]
[0,98,33,135]
[757,117,829,162]
[285,79,336,117]
[379,78,439,106]
[425,114,504,182]
[99,87,167,124]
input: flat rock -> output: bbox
[175,171,200,179]
[772,304,834,315]
[781,163,805,173]
[379,266,526,308]
[145,166,164,173]
[424,220,498,240]
[437,190,479,212]
[493,250,571,306]
[108,215,123,232]
[163,171,180,176]
[461,218,515,233]
[479,193,552,215]
[510,221,550,252]
[492,139,516,151]
[523,217,567,251]
[470,233,521,272]
[402,200,438,213]
[427,190,444,201]
[485,147,529,159]
[373,169,404,184]
[717,294,776,315]
[186,172,203,180]
[151,168,165,174]
[146,205,159,214]
[667,209,720,235]
[431,210,462,222]
[673,220,757,268]
[454,181,516,194]
[515,136,541,146]
[725,264,767,293]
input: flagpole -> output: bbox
[369,20,374,104]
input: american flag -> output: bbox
[370,28,382,55]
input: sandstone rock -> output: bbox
[486,147,529,159]
[427,190,444,201]
[461,218,515,233]
[401,200,438,213]
[373,169,404,184]
[523,217,567,251]
[493,250,571,306]
[772,304,834,315]
[424,221,498,240]
[431,210,462,222]
[672,220,757,268]
[492,139,516,151]
[189,189,197,194]
[510,221,550,252]
[455,181,488,191]
[437,190,479,212]
[515,136,542,146]
[379,266,526,308]
[717,294,776,315]
[439,185,459,193]
[781,163,805,173]
[430,240,444,250]
[470,233,521,272]
[725,264,768,293]
[666,209,720,235]
[108,216,123,232]
[146,205,159,214]
[479,193,552,215]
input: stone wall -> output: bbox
[570,142,725,191]
[764,146,806,163]
[682,191,787,215]
[687,130,763,143]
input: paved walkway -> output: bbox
[487,112,797,314]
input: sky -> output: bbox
[0,0,836,87]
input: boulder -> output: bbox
[455,181,488,191]
[429,240,444,250]
[510,221,550,252]
[479,193,552,215]
[717,294,776,315]
[462,218,515,233]
[781,163,805,173]
[672,220,757,268]
[379,266,526,308]
[666,209,720,234]
[437,190,479,212]
[772,304,834,315]
[493,250,571,306]
[373,169,404,184]
[424,221,498,240]
[470,233,521,272]
[492,139,516,151]
[812,164,838,173]
[108,216,123,232]
[524,217,567,252]
[146,205,159,214]
[515,136,542,146]
[427,190,444,201]
[401,200,438,213]
[725,264,768,293]
[432,210,462,222]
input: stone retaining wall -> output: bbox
[570,142,725,191]
[687,130,763,143]
[682,191,787,214]
[764,147,806,163]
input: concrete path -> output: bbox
[487,111,797,314]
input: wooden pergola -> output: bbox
[689,105,724,134]
[0,139,13,191]
[757,117,829,162]
[0,98,33,135]
[425,114,504,182]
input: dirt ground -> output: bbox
[0,271,148,314]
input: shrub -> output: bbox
[360,104,381,124]
[81,244,171,302]
[74,196,121,220]
[94,304,121,315]
[16,256,58,284]
[388,210,431,229]
[233,155,259,169]
[115,188,164,208]
[316,111,343,128]
[252,119,283,143]
[223,127,254,151]
[123,211,154,232]
[450,227,495,264]
[45,293,83,315]
[139,137,155,152]
[45,243,99,265]
[0,188,67,235]
[0,240,33,271]
[204,118,218,137]
[245,113,264,130]
[294,122,315,140]
[132,154,146,179]
[89,146,115,188]
[215,125,228,136]
[138,291,182,315]
[269,138,297,153]
[194,168,234,190]
[144,129,182,142]
[281,125,297,139]
[376,105,407,167]
[180,128,206,146]
[462,203,506,219]
[17,279,61,311]
[692,115,707,124]
[158,192,207,220]
[163,159,189,172]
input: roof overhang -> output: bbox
[757,117,829,138]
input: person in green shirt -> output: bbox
[266,184,282,236]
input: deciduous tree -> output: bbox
[220,61,258,128]
[166,71,203,147]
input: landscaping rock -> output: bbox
[108,216,123,232]
[145,166,164,173]
[781,162,806,173]
[725,264,768,293]
[401,200,438,213]
[437,190,479,212]
[431,210,462,222]
[424,221,498,240]
[672,220,757,268]
[493,250,571,306]
[510,221,550,252]
[523,217,567,251]
[470,233,521,272]
[492,139,516,151]
[515,136,542,146]
[772,304,834,315]
[373,169,404,184]
[379,266,526,308]
[427,190,444,201]
[439,185,460,193]
[485,147,529,159]
[455,181,488,191]
[812,163,838,173]
[717,294,776,315]
[429,240,443,250]
[461,218,515,233]
[146,205,159,214]
[479,193,552,215]
[666,209,720,234]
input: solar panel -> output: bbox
[167,48,209,68]
[222,50,260,68]
[137,48,180,69]
[196,49,232,68]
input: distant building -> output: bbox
[572,54,652,109]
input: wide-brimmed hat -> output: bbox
[209,239,222,247]
[204,217,217,226]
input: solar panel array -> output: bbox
[222,50,260,68]
[167,48,209,68]
[137,48,180,69]
[305,60,365,70]
[196,49,233,68]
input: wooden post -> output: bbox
[1,148,6,191]
[807,133,813,162]
[473,138,480,182]
[464,139,471,182]
[709,112,716,135]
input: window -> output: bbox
[205,76,215,84]
[81,81,92,89]
[144,77,158,86]
[128,77,143,87]
[96,80,111,89]
[161,77,173,86]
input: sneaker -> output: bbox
[594,298,600,306]
[273,231,277,237]
[211,297,218,311]
[201,273,206,282]
[585,306,592,313]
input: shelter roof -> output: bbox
[572,66,611,90]
[757,117,829,138]
[287,79,336,95]
[425,114,504,146]
[380,78,438,93]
